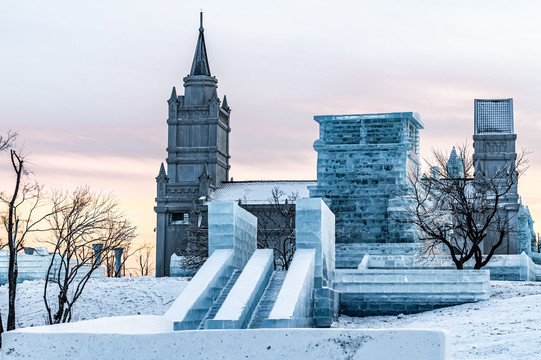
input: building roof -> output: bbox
[314,112,424,129]
[209,180,316,204]
[474,98,514,135]
[190,12,211,76]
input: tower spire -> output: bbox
[200,11,203,31]
[190,12,211,76]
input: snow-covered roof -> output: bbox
[209,180,316,204]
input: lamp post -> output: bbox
[92,244,103,266]
[113,247,124,277]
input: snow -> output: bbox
[333,281,541,360]
[17,315,172,334]
[1,277,540,359]
[0,276,188,328]
[210,181,315,204]
[4,328,448,360]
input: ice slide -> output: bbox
[164,199,336,330]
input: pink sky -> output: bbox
[1,1,540,255]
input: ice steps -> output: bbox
[198,270,241,329]
[247,271,287,329]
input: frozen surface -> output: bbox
[16,315,172,334]
[208,202,257,269]
[296,198,335,288]
[335,268,490,316]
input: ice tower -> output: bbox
[309,112,424,266]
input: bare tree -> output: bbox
[177,187,297,272]
[179,222,208,273]
[100,221,139,277]
[0,131,17,344]
[43,187,136,324]
[394,143,528,269]
[0,131,17,152]
[0,133,50,338]
[132,241,154,276]
[242,187,297,270]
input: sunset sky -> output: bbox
[1,0,541,257]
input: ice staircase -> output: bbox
[165,199,336,330]
[166,248,321,330]
[247,271,287,329]
[197,270,241,329]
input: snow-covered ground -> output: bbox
[0,277,188,328]
[1,278,540,359]
[334,281,541,360]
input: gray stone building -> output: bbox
[473,98,520,254]
[155,14,231,276]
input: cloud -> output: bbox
[1,0,541,237]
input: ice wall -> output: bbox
[208,202,257,269]
[295,198,335,288]
[309,112,424,245]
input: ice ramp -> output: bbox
[165,202,258,330]
[168,249,319,330]
[166,198,338,330]
[204,248,318,329]
[205,249,274,329]
[261,249,316,328]
[164,249,236,330]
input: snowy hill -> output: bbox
[1,278,540,359]
[0,277,188,328]
[334,281,541,359]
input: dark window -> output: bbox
[170,212,189,225]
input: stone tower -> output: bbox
[155,13,231,277]
[472,98,519,254]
